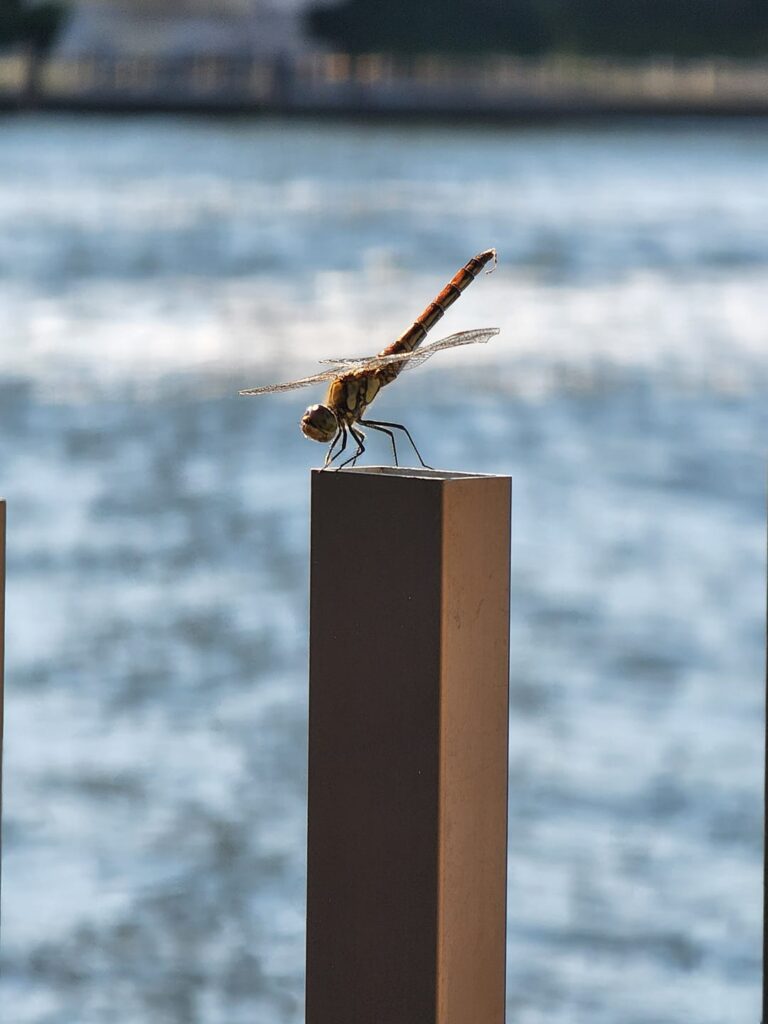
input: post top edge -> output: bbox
[311,466,510,482]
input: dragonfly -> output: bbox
[240,248,499,469]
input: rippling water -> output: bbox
[0,114,766,1024]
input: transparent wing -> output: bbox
[239,367,342,396]
[317,328,499,373]
[240,328,500,394]
[385,327,500,373]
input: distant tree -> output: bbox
[0,0,67,55]
[307,0,768,58]
[547,0,768,58]
[0,0,68,104]
[308,0,551,56]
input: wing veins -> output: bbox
[239,367,341,395]
[317,328,499,372]
[240,328,499,395]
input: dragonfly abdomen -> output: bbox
[381,248,496,367]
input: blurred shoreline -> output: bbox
[3,52,768,119]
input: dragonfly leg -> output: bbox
[338,425,365,470]
[360,419,432,469]
[324,426,347,469]
[358,420,398,466]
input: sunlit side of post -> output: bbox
[306,468,510,1024]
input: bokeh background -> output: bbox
[1,4,767,1024]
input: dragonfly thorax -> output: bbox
[301,403,338,443]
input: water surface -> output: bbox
[1,114,766,1024]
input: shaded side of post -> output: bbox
[306,468,510,1024]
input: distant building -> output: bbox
[54,0,322,59]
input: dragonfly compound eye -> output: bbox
[301,404,338,443]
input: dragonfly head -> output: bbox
[301,404,338,443]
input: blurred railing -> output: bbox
[2,51,768,113]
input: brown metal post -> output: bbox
[306,467,510,1024]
